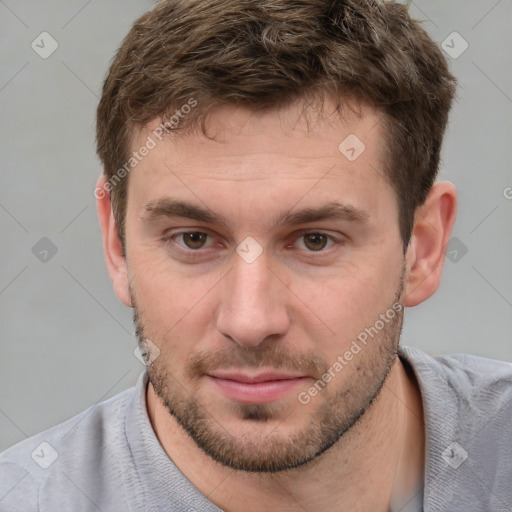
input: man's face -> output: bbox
[124,101,406,472]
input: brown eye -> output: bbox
[181,232,209,249]
[302,233,328,251]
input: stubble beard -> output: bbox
[133,271,405,473]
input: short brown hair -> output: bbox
[96,0,456,251]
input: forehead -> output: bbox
[126,100,395,227]
[137,100,382,157]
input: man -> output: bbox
[1,1,511,511]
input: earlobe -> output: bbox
[96,176,132,307]
[404,182,458,307]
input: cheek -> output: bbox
[129,254,219,339]
[299,267,394,346]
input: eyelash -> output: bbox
[162,229,344,259]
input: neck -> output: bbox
[146,356,425,512]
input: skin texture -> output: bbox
[97,100,457,511]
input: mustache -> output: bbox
[132,295,327,379]
[185,343,328,380]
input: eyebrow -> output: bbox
[141,198,370,229]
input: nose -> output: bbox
[215,251,290,348]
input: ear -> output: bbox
[96,176,132,307]
[404,181,458,307]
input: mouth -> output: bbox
[206,370,310,404]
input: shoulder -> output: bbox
[399,345,512,509]
[0,383,136,511]
[399,345,512,410]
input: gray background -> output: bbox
[1,0,511,452]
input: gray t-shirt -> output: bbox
[1,345,511,511]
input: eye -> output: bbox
[172,231,212,250]
[295,232,337,252]
[164,230,342,258]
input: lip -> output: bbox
[206,371,310,404]
[208,371,306,383]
